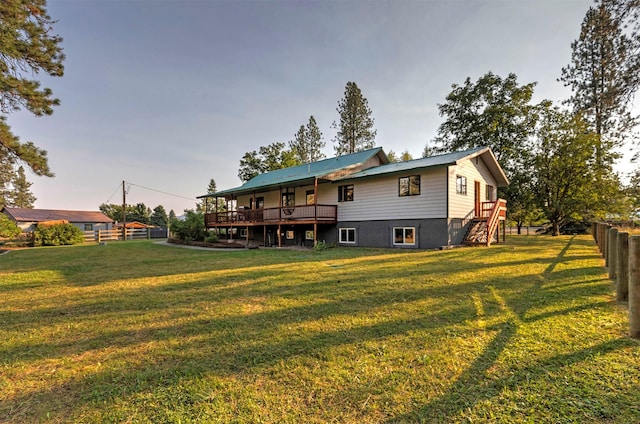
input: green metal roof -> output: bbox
[199,147,386,198]
[337,146,509,186]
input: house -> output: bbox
[113,221,154,229]
[197,146,508,249]
[2,207,114,232]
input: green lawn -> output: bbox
[1,236,638,423]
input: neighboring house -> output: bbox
[198,146,509,249]
[114,221,154,229]
[1,207,114,232]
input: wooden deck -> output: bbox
[204,204,337,227]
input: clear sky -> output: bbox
[10,0,630,215]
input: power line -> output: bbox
[126,181,196,202]
[105,183,122,204]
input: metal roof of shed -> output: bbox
[2,207,114,223]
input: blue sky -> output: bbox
[10,0,626,214]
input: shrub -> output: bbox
[204,233,219,243]
[33,223,85,247]
[0,214,21,238]
[170,210,206,242]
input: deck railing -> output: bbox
[205,204,337,226]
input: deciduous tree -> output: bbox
[432,72,541,173]
[238,142,300,182]
[432,72,547,232]
[0,0,64,176]
[332,82,377,155]
[532,108,620,235]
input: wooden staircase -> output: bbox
[463,199,507,246]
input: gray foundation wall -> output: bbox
[230,218,471,250]
[336,218,463,249]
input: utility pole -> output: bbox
[122,180,127,241]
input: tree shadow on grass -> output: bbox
[387,236,637,423]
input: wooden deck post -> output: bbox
[314,177,318,246]
[607,227,618,276]
[629,235,640,339]
[617,232,629,302]
[277,224,282,247]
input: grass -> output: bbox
[0,236,639,423]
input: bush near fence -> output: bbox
[592,222,640,339]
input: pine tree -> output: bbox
[0,0,64,176]
[0,149,16,209]
[290,116,325,163]
[10,166,36,208]
[560,1,640,165]
[332,82,377,155]
[150,205,169,227]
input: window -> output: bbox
[339,228,356,244]
[399,175,420,196]
[240,228,248,238]
[250,197,264,209]
[393,227,415,245]
[485,185,494,201]
[305,230,314,240]
[282,188,295,207]
[84,224,93,231]
[338,184,354,202]
[306,190,315,205]
[456,175,467,195]
[286,230,295,240]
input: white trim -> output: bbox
[393,227,416,245]
[339,227,356,244]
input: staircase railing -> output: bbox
[485,198,507,246]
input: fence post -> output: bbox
[596,223,602,253]
[607,227,618,279]
[603,224,609,260]
[616,232,629,302]
[629,235,640,339]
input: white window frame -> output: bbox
[339,228,356,244]
[240,228,248,238]
[456,175,467,195]
[393,227,416,246]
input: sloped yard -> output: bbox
[1,236,638,423]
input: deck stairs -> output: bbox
[463,199,507,246]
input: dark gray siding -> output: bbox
[336,219,452,249]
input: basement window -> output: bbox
[393,227,415,245]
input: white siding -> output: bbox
[448,157,499,219]
[337,167,448,221]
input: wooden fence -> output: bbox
[83,228,168,243]
[592,222,640,339]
